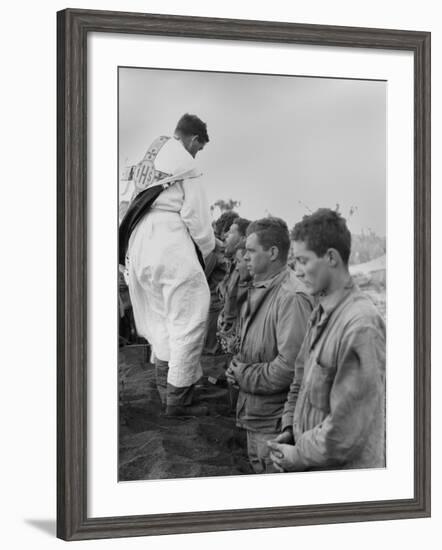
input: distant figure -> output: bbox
[203,211,240,356]
[226,217,313,474]
[268,209,386,471]
[217,217,251,354]
[125,114,215,417]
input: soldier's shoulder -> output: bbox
[343,287,385,329]
[279,271,313,308]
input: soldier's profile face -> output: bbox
[292,240,330,295]
[244,232,272,279]
[225,223,242,254]
[235,248,251,282]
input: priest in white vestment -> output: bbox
[125,114,215,416]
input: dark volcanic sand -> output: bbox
[118,347,252,481]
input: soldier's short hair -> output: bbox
[215,211,239,238]
[291,208,351,265]
[233,217,251,237]
[247,217,291,263]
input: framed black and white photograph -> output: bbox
[57,8,430,541]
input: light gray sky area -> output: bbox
[119,67,386,236]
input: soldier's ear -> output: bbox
[326,248,341,267]
[269,245,280,261]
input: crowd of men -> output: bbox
[119,113,386,475]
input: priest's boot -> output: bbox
[164,383,209,417]
[154,358,168,408]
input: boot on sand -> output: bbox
[164,382,209,417]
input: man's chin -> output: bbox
[303,282,320,296]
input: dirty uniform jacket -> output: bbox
[234,268,313,433]
[281,279,386,470]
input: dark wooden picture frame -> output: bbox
[57,8,431,541]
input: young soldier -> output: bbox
[268,208,386,471]
[202,211,240,356]
[217,217,251,354]
[226,217,313,473]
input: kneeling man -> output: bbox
[268,208,386,472]
[227,217,313,474]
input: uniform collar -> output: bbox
[252,267,287,289]
[307,277,355,350]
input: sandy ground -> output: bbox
[118,349,252,481]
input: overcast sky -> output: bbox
[119,67,386,236]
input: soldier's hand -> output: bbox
[230,355,247,370]
[228,358,248,388]
[226,366,239,388]
[273,428,294,445]
[267,441,298,472]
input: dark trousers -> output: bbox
[203,306,222,355]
